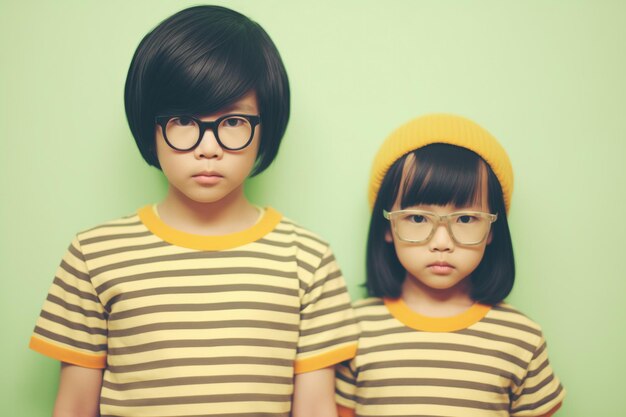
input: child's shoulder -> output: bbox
[278,215,328,241]
[275,214,332,251]
[351,297,387,319]
[487,302,546,336]
[353,297,384,309]
[74,211,145,243]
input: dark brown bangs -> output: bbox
[399,144,487,209]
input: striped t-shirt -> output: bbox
[30,206,358,417]
[336,297,565,417]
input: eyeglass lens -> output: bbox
[393,212,491,244]
[164,116,254,150]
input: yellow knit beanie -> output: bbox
[368,114,514,212]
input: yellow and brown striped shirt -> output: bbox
[30,206,358,417]
[336,297,564,417]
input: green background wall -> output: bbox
[2,1,624,415]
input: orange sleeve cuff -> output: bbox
[294,343,357,374]
[337,404,356,417]
[29,336,106,369]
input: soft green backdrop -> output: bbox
[1,1,624,415]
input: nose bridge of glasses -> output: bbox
[197,119,222,148]
[424,213,455,243]
[430,213,452,231]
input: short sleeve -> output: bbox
[510,334,565,416]
[336,358,358,417]
[295,247,358,374]
[29,237,108,368]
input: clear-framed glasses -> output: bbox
[383,209,497,245]
[155,114,261,151]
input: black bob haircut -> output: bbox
[124,5,290,176]
[366,144,515,305]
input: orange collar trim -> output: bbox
[384,297,491,332]
[137,205,282,251]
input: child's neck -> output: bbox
[401,275,474,318]
[156,185,261,236]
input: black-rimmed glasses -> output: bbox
[155,114,261,151]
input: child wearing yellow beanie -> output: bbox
[336,114,565,417]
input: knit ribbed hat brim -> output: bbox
[368,114,513,212]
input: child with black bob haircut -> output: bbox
[336,114,565,417]
[125,5,288,176]
[30,6,358,417]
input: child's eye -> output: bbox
[172,116,195,127]
[222,117,246,128]
[456,214,478,224]
[408,214,427,223]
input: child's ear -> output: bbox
[385,228,393,243]
[486,230,493,245]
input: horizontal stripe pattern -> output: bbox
[101,414,289,417]
[106,355,295,374]
[336,298,564,416]
[31,208,358,416]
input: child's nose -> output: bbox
[429,223,454,252]
[194,129,224,160]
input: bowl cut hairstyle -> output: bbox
[124,5,290,176]
[366,144,515,305]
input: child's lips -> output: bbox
[192,171,223,185]
[428,261,454,274]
